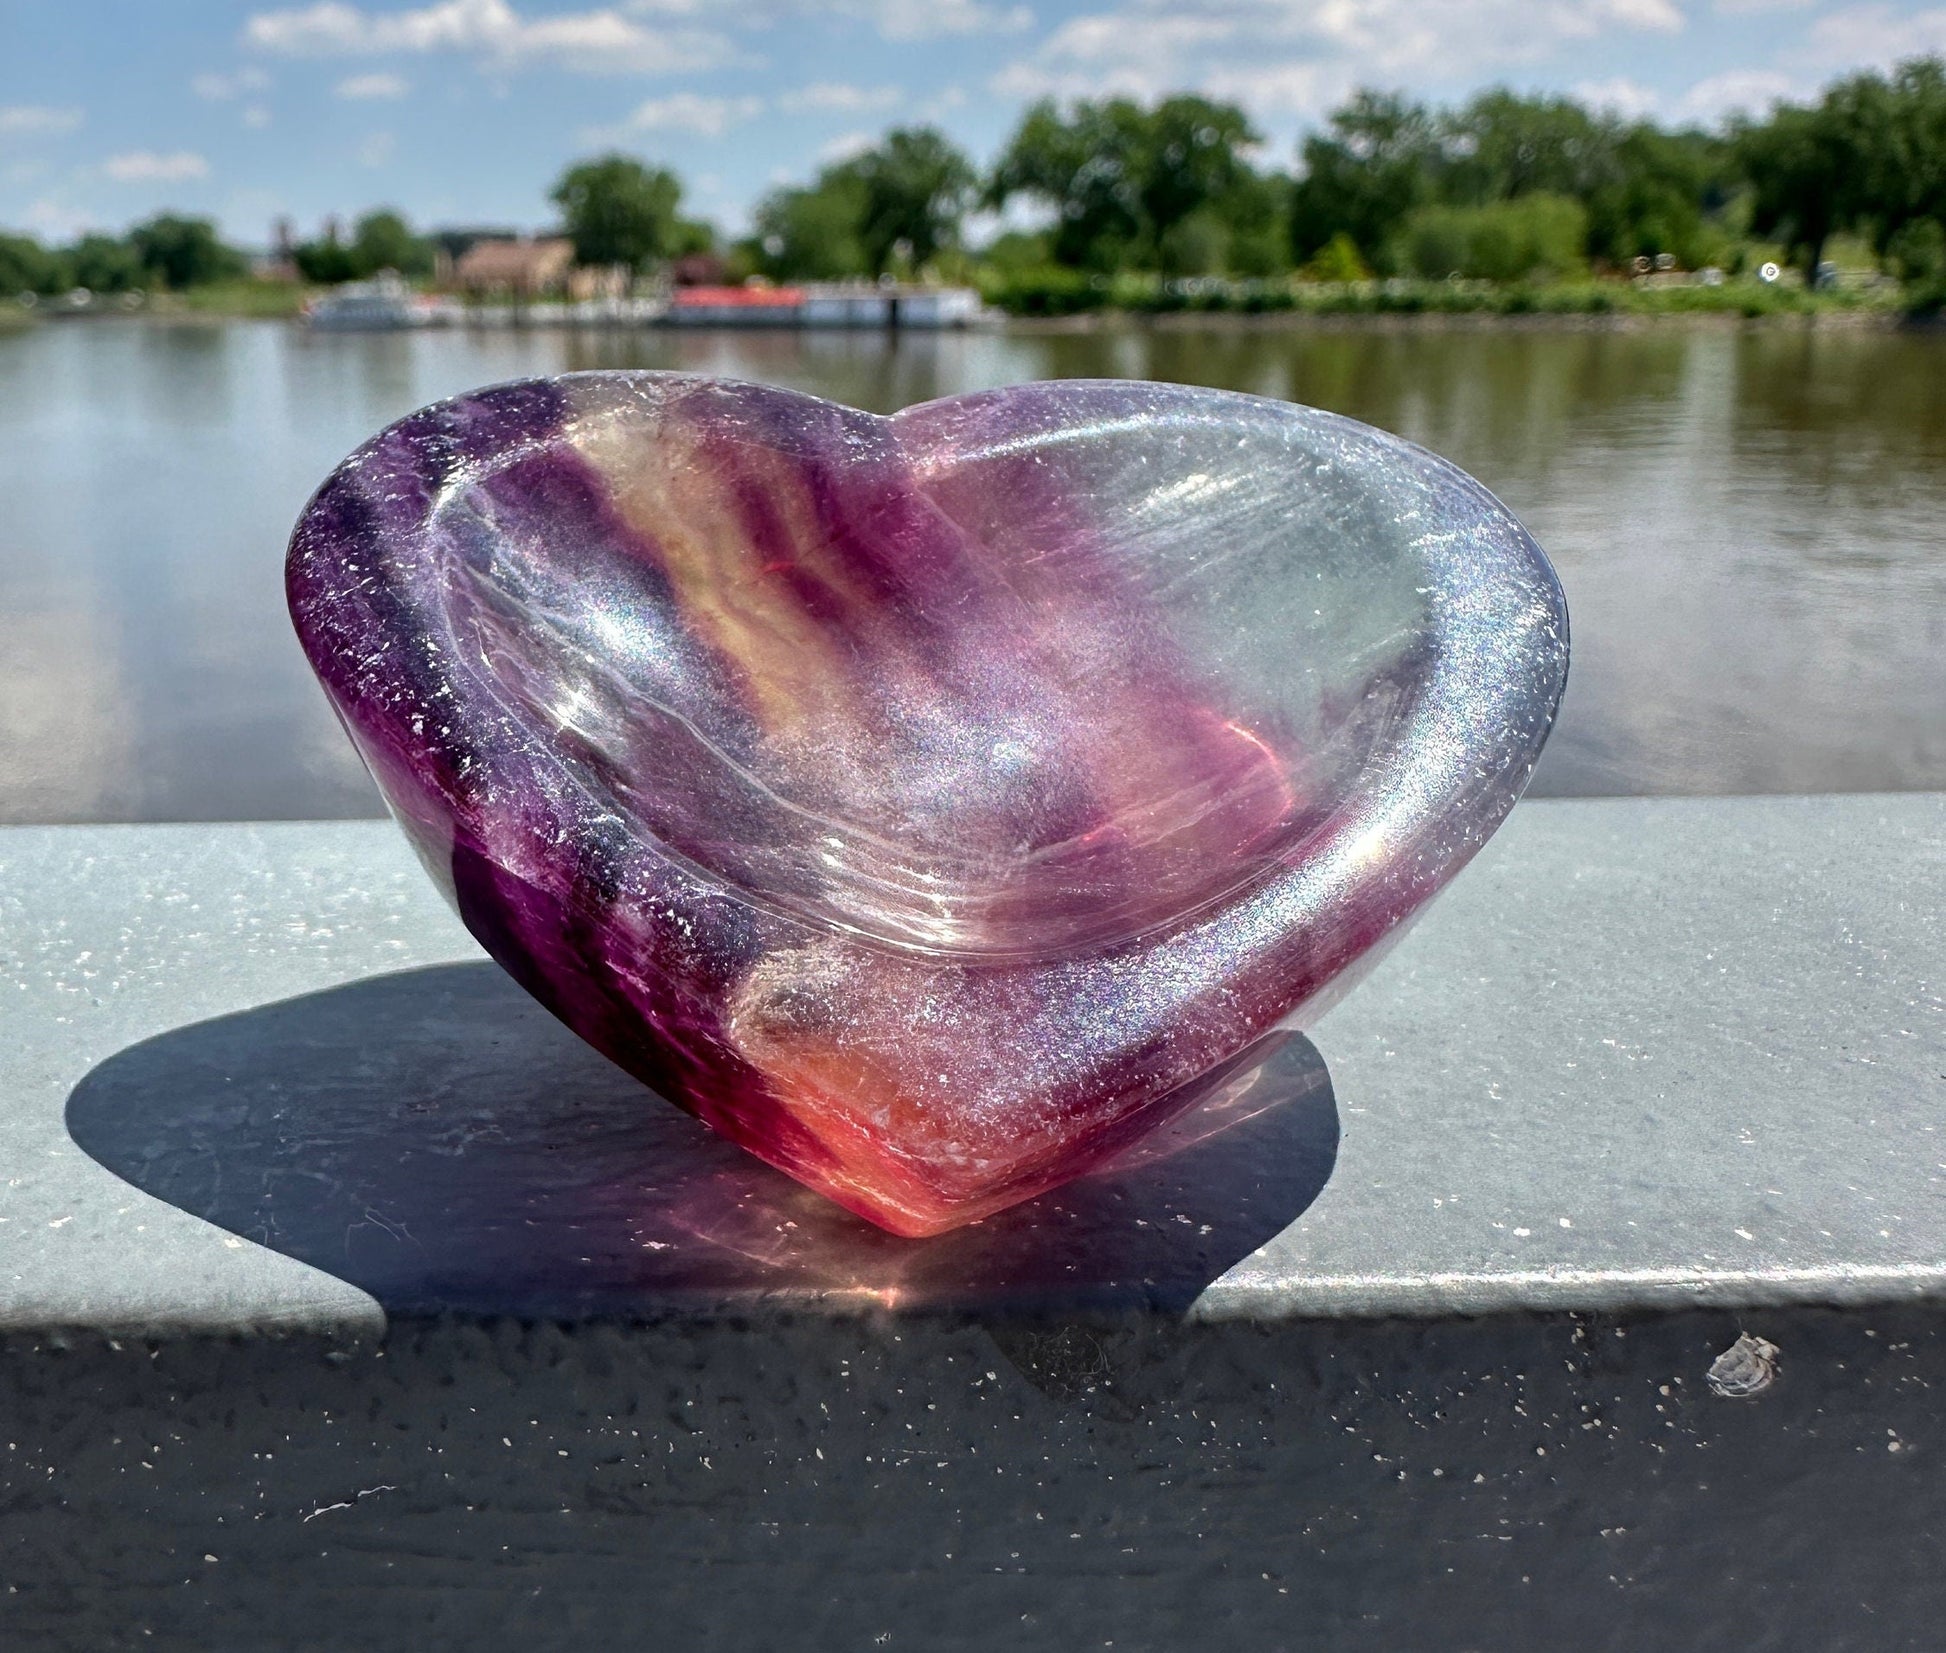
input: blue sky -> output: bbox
[4,0,1945,247]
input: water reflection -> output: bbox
[2,316,1942,821]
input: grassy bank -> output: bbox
[977,269,1905,322]
[4,274,1910,329]
[154,280,312,319]
[1,281,311,326]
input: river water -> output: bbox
[1,316,1941,822]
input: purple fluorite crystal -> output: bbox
[288,374,1567,1235]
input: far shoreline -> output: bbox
[1001,305,1915,334]
[7,290,1929,338]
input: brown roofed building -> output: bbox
[451,237,577,297]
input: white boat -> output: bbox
[798,283,988,329]
[304,271,437,331]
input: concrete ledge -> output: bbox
[2,793,1939,1335]
[4,796,1943,1649]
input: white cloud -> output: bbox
[1569,64,1806,128]
[1673,66,1799,119]
[994,0,1688,119]
[336,71,411,97]
[0,106,85,136]
[23,197,93,239]
[103,150,211,183]
[1197,60,1336,115]
[843,0,1032,39]
[776,82,903,114]
[1802,3,1946,68]
[613,92,765,135]
[1574,75,1662,117]
[191,67,272,100]
[722,0,1030,39]
[583,82,907,145]
[817,129,877,162]
[358,130,398,166]
[1713,0,1815,12]
[244,0,738,75]
[243,104,275,128]
[1602,0,1683,28]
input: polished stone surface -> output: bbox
[1,793,1938,1334]
[288,374,1566,1233]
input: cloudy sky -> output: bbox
[4,0,1944,245]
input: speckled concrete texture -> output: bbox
[5,1306,1946,1651]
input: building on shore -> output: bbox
[669,252,729,288]
[449,238,629,301]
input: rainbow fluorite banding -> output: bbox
[288,374,1567,1235]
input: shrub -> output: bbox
[1887,217,1946,314]
[1393,194,1588,283]
[977,264,1105,316]
[1298,233,1371,283]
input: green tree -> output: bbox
[349,208,434,278]
[1736,100,1853,278]
[0,233,66,295]
[988,98,1146,268]
[1133,95,1266,261]
[1729,57,1946,284]
[1293,84,1758,276]
[66,234,144,292]
[1442,90,1619,206]
[988,94,1270,272]
[750,128,978,282]
[1289,90,1441,272]
[1216,170,1292,277]
[126,214,246,289]
[846,127,976,274]
[292,227,358,285]
[1585,124,1732,268]
[1849,57,1946,258]
[751,170,871,279]
[669,216,717,258]
[548,154,688,270]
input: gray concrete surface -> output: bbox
[2,793,1939,1335]
[4,795,1944,1651]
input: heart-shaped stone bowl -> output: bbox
[288,374,1567,1237]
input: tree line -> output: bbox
[7,56,1946,303]
[1,214,247,298]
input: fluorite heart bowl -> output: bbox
[287,373,1568,1237]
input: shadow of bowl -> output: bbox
[66,963,1338,1320]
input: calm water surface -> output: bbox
[2,317,1942,822]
